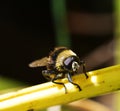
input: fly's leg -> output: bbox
[42,70,67,93]
[67,73,81,91]
[52,74,67,94]
[42,70,55,80]
[80,61,88,79]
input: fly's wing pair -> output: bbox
[29,57,48,68]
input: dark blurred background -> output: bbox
[0,0,114,85]
[0,1,55,84]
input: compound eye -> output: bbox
[72,61,80,72]
[63,56,80,71]
[63,57,73,70]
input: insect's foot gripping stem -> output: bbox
[73,83,82,91]
[52,76,68,94]
[85,73,89,79]
[53,81,67,94]
[63,84,67,94]
[80,60,89,79]
[67,73,82,92]
[84,68,88,79]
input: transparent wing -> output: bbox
[29,57,48,68]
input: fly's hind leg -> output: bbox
[67,73,81,91]
[80,60,88,79]
[42,70,55,80]
[52,74,67,94]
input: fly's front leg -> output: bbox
[80,60,88,79]
[67,73,81,91]
[52,74,67,94]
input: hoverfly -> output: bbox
[29,47,88,93]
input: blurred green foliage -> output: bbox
[0,77,24,90]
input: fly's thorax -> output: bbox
[55,50,78,72]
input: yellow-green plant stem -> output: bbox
[0,64,120,111]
